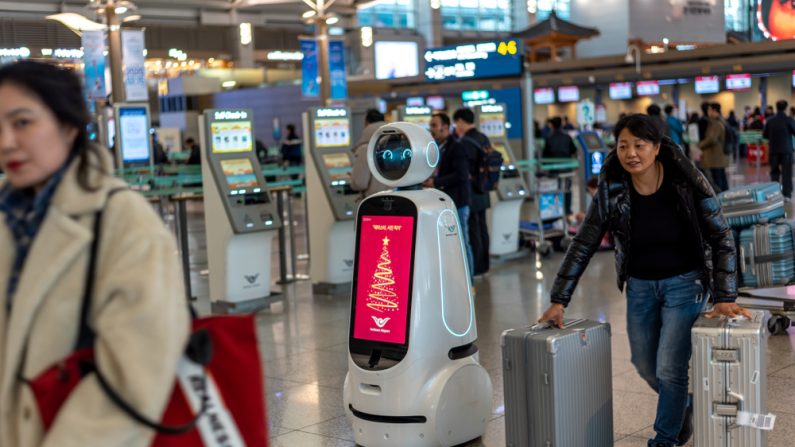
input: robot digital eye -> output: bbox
[402,149,413,160]
[373,133,413,181]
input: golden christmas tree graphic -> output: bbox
[366,236,399,313]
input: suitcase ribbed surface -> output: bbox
[719,183,785,230]
[692,314,768,446]
[501,320,613,447]
[739,222,795,288]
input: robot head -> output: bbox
[367,122,439,188]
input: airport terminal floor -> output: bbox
[179,164,795,447]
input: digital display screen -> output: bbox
[590,151,604,175]
[353,215,415,345]
[582,132,604,150]
[534,88,555,104]
[403,115,431,131]
[695,76,720,94]
[118,107,150,162]
[426,96,445,110]
[424,40,522,82]
[726,74,752,90]
[792,71,795,88]
[406,96,424,106]
[492,142,511,163]
[375,41,420,80]
[636,81,660,96]
[558,86,580,103]
[479,113,506,138]
[539,193,564,220]
[220,158,259,191]
[609,82,633,100]
[322,152,352,180]
[211,121,253,153]
[314,118,350,148]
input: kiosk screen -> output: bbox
[403,115,431,130]
[118,107,149,162]
[582,133,603,150]
[353,215,415,345]
[322,153,352,180]
[211,121,253,153]
[539,193,564,220]
[314,118,350,148]
[480,114,506,138]
[220,158,259,191]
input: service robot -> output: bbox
[343,122,492,447]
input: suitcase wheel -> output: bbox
[767,315,792,336]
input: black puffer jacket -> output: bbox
[550,138,737,306]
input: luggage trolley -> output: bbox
[737,286,795,335]
[518,158,578,257]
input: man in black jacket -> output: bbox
[453,108,490,276]
[542,117,577,159]
[763,100,795,198]
[425,112,473,278]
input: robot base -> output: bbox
[344,358,492,447]
[210,291,283,314]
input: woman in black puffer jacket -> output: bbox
[539,114,750,447]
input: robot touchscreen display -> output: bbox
[373,133,413,180]
[352,215,415,345]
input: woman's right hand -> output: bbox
[539,303,565,328]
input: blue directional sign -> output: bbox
[424,40,522,82]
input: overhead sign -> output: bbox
[726,73,752,90]
[462,90,490,101]
[424,40,522,82]
[405,106,432,115]
[121,30,147,102]
[609,82,633,100]
[558,86,580,103]
[533,88,554,104]
[695,75,720,94]
[300,38,319,98]
[82,31,106,100]
[636,80,660,96]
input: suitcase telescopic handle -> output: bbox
[529,319,586,331]
[739,245,747,274]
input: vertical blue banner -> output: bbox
[301,38,319,98]
[82,30,107,100]
[328,40,347,100]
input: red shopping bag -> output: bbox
[22,189,268,446]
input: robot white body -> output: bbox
[343,123,492,447]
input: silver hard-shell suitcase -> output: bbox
[692,312,768,446]
[501,319,613,447]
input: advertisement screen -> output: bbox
[609,82,633,100]
[534,88,555,104]
[353,215,415,345]
[426,96,445,110]
[406,96,424,106]
[220,158,259,190]
[558,86,580,102]
[118,107,149,162]
[314,118,350,148]
[479,113,506,138]
[375,41,419,80]
[211,121,253,153]
[636,81,660,96]
[726,74,752,90]
[695,76,720,94]
[539,193,564,220]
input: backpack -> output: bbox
[724,123,738,155]
[460,135,489,194]
[483,149,503,192]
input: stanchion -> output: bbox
[172,195,198,301]
[271,186,295,285]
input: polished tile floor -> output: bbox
[173,168,795,446]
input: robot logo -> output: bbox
[372,316,391,328]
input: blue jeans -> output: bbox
[626,270,707,446]
[457,206,474,284]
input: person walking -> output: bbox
[543,116,578,215]
[351,109,389,201]
[0,61,189,447]
[664,105,686,158]
[425,111,474,279]
[763,100,795,199]
[540,113,749,447]
[699,103,729,192]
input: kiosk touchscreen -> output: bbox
[577,130,608,182]
[304,107,358,294]
[113,103,153,170]
[200,108,282,313]
[475,103,528,259]
[396,105,432,131]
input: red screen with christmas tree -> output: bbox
[353,215,415,345]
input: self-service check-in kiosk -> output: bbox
[576,130,608,211]
[475,103,528,259]
[344,122,491,447]
[113,103,153,170]
[303,107,358,295]
[396,105,433,131]
[200,108,282,313]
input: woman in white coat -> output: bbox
[0,61,189,446]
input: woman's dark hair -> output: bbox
[0,61,100,190]
[613,113,663,145]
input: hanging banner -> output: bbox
[121,29,147,102]
[300,38,319,98]
[328,40,347,100]
[82,31,107,100]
